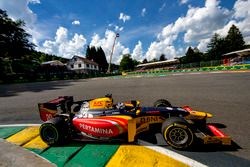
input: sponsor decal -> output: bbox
[39,108,57,121]
[79,123,113,135]
[139,116,163,124]
[136,125,149,134]
[146,111,160,114]
[93,101,103,106]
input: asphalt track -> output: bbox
[0,72,250,166]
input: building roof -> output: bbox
[41,60,65,66]
[73,56,99,66]
[222,48,250,57]
[137,59,179,68]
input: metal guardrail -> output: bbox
[127,64,250,76]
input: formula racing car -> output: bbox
[38,95,231,150]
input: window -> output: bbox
[86,64,89,68]
[78,64,82,68]
[71,65,74,69]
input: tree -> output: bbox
[159,54,167,61]
[133,59,139,67]
[110,63,120,73]
[142,58,148,64]
[86,46,108,72]
[119,54,135,71]
[0,9,34,59]
[206,25,246,61]
[179,46,202,64]
[225,24,245,53]
[152,58,158,62]
[86,46,92,60]
[245,44,250,49]
[207,33,226,60]
[86,46,97,61]
[0,9,35,80]
[96,47,108,72]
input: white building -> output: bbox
[67,56,99,74]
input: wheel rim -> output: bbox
[42,126,58,142]
[169,127,188,145]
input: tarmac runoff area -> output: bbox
[0,125,207,167]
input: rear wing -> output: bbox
[38,96,73,122]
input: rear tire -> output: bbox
[40,117,70,145]
[154,99,172,107]
[161,117,194,150]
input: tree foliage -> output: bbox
[86,45,108,72]
[225,24,245,53]
[142,58,148,64]
[0,9,34,59]
[206,25,246,60]
[119,54,137,71]
[180,47,202,63]
[159,54,167,61]
[206,33,226,60]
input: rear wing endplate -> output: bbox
[38,96,73,122]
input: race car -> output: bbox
[38,94,231,150]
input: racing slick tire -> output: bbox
[40,117,70,145]
[154,99,172,107]
[161,117,194,150]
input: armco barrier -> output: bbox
[127,64,250,76]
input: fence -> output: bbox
[177,60,222,69]
[127,59,250,76]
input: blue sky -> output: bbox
[0,0,249,64]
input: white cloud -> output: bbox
[233,0,250,19]
[0,0,39,25]
[122,48,130,55]
[146,0,233,59]
[211,0,250,44]
[141,8,146,17]
[159,3,166,12]
[119,13,131,23]
[232,0,250,43]
[108,24,124,32]
[145,42,177,61]
[197,38,210,52]
[180,0,189,5]
[132,41,144,61]
[90,30,130,64]
[72,20,80,25]
[115,26,124,31]
[40,27,87,58]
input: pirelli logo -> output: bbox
[137,116,164,124]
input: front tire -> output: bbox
[154,99,172,107]
[40,117,70,145]
[162,117,194,150]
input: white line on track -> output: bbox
[138,139,208,167]
[189,72,202,75]
[209,71,224,74]
[0,124,41,127]
[172,73,184,76]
